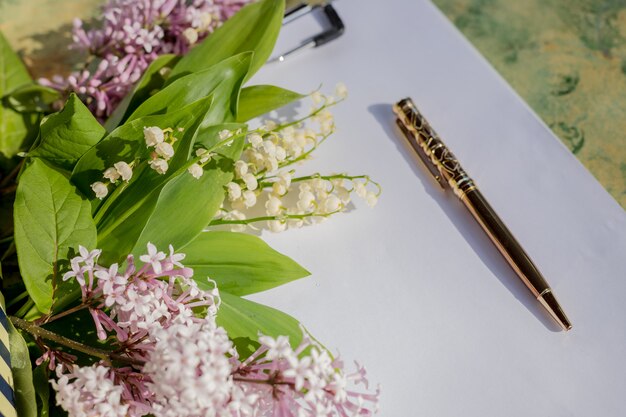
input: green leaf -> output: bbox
[3,83,60,114]
[169,0,284,83]
[129,168,229,257]
[216,291,304,359]
[237,85,305,122]
[29,94,106,171]
[131,124,245,256]
[104,54,180,131]
[128,53,251,125]
[8,317,37,417]
[13,159,97,313]
[0,31,37,160]
[33,365,50,417]
[183,231,310,296]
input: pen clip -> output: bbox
[393,107,447,189]
[269,3,345,63]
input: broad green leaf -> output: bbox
[216,291,303,359]
[104,54,180,130]
[3,83,60,113]
[8,316,37,417]
[184,232,310,296]
[33,365,50,417]
[29,94,106,171]
[130,166,229,257]
[13,159,97,313]
[0,31,37,160]
[131,124,246,256]
[237,85,305,122]
[170,0,284,83]
[128,53,251,125]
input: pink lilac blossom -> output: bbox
[40,0,250,119]
[35,342,77,372]
[51,364,129,417]
[232,333,380,417]
[50,243,379,417]
[144,319,236,417]
[61,243,218,343]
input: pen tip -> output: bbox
[538,291,572,331]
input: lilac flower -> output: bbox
[165,244,185,269]
[139,242,167,274]
[51,364,129,417]
[40,0,251,120]
[144,320,235,417]
[52,244,380,417]
[233,333,380,417]
[64,243,215,342]
[76,246,103,267]
[35,343,77,372]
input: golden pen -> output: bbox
[393,97,572,331]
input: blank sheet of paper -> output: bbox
[247,1,626,415]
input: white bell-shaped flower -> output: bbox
[103,167,120,183]
[144,126,164,147]
[226,182,242,201]
[187,163,203,179]
[91,182,108,199]
[113,161,133,182]
[149,158,168,174]
[155,142,175,160]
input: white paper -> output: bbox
[247,1,626,415]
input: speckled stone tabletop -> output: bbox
[1,0,624,207]
[433,0,626,208]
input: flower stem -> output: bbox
[204,131,247,154]
[44,303,90,324]
[0,159,24,188]
[279,131,332,168]
[0,184,16,195]
[10,316,144,367]
[210,210,341,226]
[258,173,370,189]
[263,97,343,134]
[93,178,132,226]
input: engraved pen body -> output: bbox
[393,98,572,331]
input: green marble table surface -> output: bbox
[433,0,626,209]
[1,0,624,208]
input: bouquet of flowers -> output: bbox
[0,1,380,416]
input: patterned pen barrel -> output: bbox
[393,97,572,331]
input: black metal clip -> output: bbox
[269,2,345,63]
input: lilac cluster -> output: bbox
[62,244,218,343]
[47,244,379,417]
[232,334,380,417]
[40,0,250,119]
